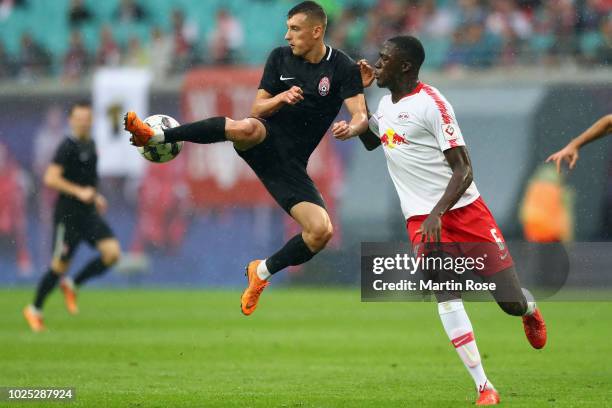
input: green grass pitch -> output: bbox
[1,288,610,407]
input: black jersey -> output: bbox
[259,45,363,164]
[52,135,98,210]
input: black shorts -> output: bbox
[52,206,115,262]
[235,118,326,214]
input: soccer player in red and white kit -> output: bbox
[357,36,547,406]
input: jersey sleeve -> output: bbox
[258,47,283,95]
[338,55,363,100]
[424,93,465,152]
[368,112,380,136]
[51,139,73,167]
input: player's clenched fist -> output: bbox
[331,120,355,140]
[279,86,304,105]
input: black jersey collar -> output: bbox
[304,45,332,65]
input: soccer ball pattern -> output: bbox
[137,114,183,163]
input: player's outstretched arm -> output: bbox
[546,114,612,173]
[44,164,96,204]
[332,94,368,141]
[250,87,303,118]
[417,147,473,242]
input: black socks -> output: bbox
[164,117,227,144]
[266,234,316,274]
[74,257,108,286]
[33,269,60,309]
[32,257,111,310]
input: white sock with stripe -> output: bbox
[438,300,493,392]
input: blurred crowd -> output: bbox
[0,0,245,82]
[0,0,610,82]
[332,0,612,70]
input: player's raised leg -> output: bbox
[241,202,332,315]
[124,112,267,150]
[484,267,547,349]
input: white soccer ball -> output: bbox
[137,114,183,163]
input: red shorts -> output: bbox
[406,197,514,276]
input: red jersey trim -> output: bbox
[422,83,453,125]
[401,82,424,99]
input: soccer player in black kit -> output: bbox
[124,1,368,315]
[24,101,121,332]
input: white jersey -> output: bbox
[369,82,480,219]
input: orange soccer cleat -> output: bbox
[522,308,547,349]
[476,389,500,405]
[60,278,79,315]
[124,111,154,146]
[240,260,269,316]
[23,305,46,333]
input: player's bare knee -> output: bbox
[228,119,262,144]
[304,222,333,251]
[104,251,120,266]
[100,242,121,266]
[101,251,120,266]
[498,300,527,316]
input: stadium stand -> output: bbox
[0,0,610,80]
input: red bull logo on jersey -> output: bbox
[381,129,408,149]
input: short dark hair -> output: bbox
[288,1,327,29]
[387,35,426,73]
[69,99,92,115]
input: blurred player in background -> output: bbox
[357,36,547,406]
[0,142,32,276]
[546,114,612,173]
[124,1,368,316]
[23,101,121,332]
